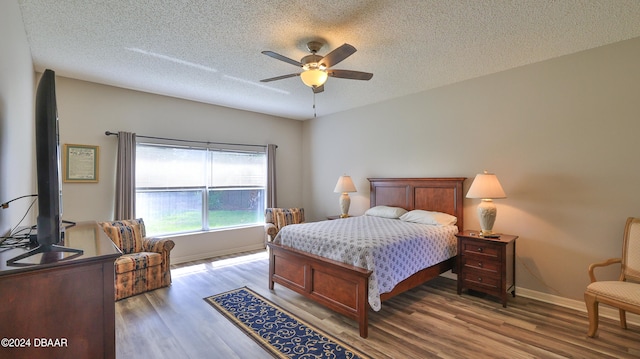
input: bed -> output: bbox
[267,177,465,338]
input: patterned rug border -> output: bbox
[204,287,370,359]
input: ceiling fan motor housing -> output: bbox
[306,41,324,54]
[301,54,324,69]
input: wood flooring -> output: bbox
[115,250,640,358]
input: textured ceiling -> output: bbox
[17,0,640,120]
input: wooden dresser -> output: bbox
[0,221,121,359]
[456,230,517,307]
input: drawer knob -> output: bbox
[477,247,483,252]
[478,277,482,282]
[478,262,483,267]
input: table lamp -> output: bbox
[466,171,506,236]
[334,175,357,218]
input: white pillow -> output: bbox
[364,206,407,219]
[400,210,457,226]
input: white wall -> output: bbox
[303,37,640,303]
[54,77,303,263]
[0,1,35,236]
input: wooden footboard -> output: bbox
[268,242,455,338]
[268,242,372,337]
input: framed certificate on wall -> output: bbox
[63,144,99,183]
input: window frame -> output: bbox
[135,140,267,236]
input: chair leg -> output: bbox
[584,292,599,337]
[619,309,627,329]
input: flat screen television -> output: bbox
[6,69,82,266]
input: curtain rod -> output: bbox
[104,131,272,149]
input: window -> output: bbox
[135,142,266,236]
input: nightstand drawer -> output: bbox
[461,241,500,259]
[461,257,500,274]
[460,271,500,291]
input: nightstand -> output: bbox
[456,230,518,307]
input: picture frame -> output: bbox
[63,144,99,183]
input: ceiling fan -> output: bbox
[260,41,373,93]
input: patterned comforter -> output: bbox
[273,215,458,311]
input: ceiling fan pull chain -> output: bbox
[313,91,317,118]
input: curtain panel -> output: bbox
[114,131,136,220]
[266,144,277,208]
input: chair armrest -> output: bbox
[265,223,278,242]
[142,236,175,287]
[588,257,622,283]
[143,236,176,254]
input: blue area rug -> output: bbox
[205,287,369,359]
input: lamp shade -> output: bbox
[300,68,328,88]
[334,175,357,193]
[466,171,506,199]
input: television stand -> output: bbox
[0,221,121,359]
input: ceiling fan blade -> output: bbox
[320,43,356,68]
[328,69,373,80]
[260,73,300,82]
[261,51,302,67]
[312,85,324,94]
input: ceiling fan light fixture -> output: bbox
[300,63,328,88]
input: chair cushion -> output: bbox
[114,252,163,274]
[102,223,143,254]
[586,281,640,306]
[104,218,147,237]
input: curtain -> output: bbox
[114,131,136,220]
[266,144,277,208]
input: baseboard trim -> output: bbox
[440,273,639,326]
[172,244,265,265]
[517,287,640,326]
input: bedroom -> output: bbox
[1,1,640,357]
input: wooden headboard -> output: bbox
[368,177,466,230]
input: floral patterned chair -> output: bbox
[584,217,640,337]
[264,208,305,244]
[100,218,175,300]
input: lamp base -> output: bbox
[339,193,351,218]
[482,233,501,238]
[477,199,497,236]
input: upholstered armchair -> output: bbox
[264,208,305,243]
[100,218,175,300]
[584,217,640,337]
